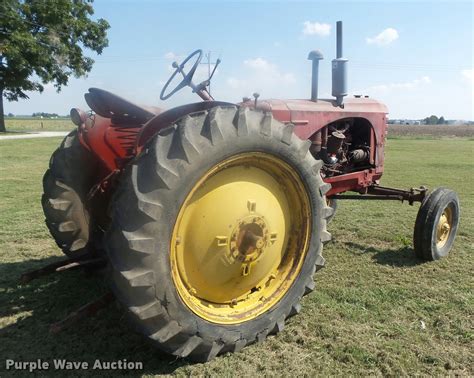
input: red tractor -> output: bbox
[41,22,460,361]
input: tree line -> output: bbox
[31,112,59,118]
[6,112,67,118]
[423,115,447,125]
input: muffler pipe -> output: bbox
[332,21,348,107]
[336,21,343,58]
[308,50,324,102]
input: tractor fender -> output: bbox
[136,101,235,153]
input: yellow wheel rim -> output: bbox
[170,152,312,324]
[436,206,453,248]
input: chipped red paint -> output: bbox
[78,114,140,176]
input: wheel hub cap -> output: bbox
[436,207,452,248]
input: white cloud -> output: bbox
[420,76,431,84]
[461,69,473,84]
[164,51,177,60]
[227,77,241,89]
[243,57,271,70]
[302,21,331,36]
[225,57,296,97]
[366,28,399,46]
[362,76,431,93]
[243,58,295,84]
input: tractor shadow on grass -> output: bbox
[0,256,196,376]
[341,242,426,267]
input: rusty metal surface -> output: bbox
[331,185,428,205]
[367,185,427,205]
[283,98,387,113]
[325,170,382,196]
[331,194,405,201]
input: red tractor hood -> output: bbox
[248,97,388,140]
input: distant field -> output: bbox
[4,117,473,138]
[4,118,74,132]
[4,118,473,139]
[0,136,472,376]
[388,124,474,138]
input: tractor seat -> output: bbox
[84,88,160,124]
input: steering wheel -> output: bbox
[160,49,203,100]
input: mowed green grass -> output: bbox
[4,118,75,132]
[0,136,472,376]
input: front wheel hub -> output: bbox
[436,207,452,247]
[170,153,311,324]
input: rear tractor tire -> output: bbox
[42,130,98,258]
[414,187,460,261]
[106,106,334,361]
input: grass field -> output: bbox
[4,118,75,132]
[0,136,473,376]
[388,124,474,139]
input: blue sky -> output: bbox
[5,0,474,120]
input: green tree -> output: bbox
[437,116,446,125]
[424,115,439,125]
[0,0,109,132]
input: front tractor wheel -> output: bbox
[106,106,333,361]
[414,187,460,261]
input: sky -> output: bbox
[4,0,474,120]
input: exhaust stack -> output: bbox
[308,50,324,102]
[332,21,348,107]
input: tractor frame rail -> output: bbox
[19,256,112,334]
[50,292,115,334]
[330,185,428,205]
[20,255,106,284]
